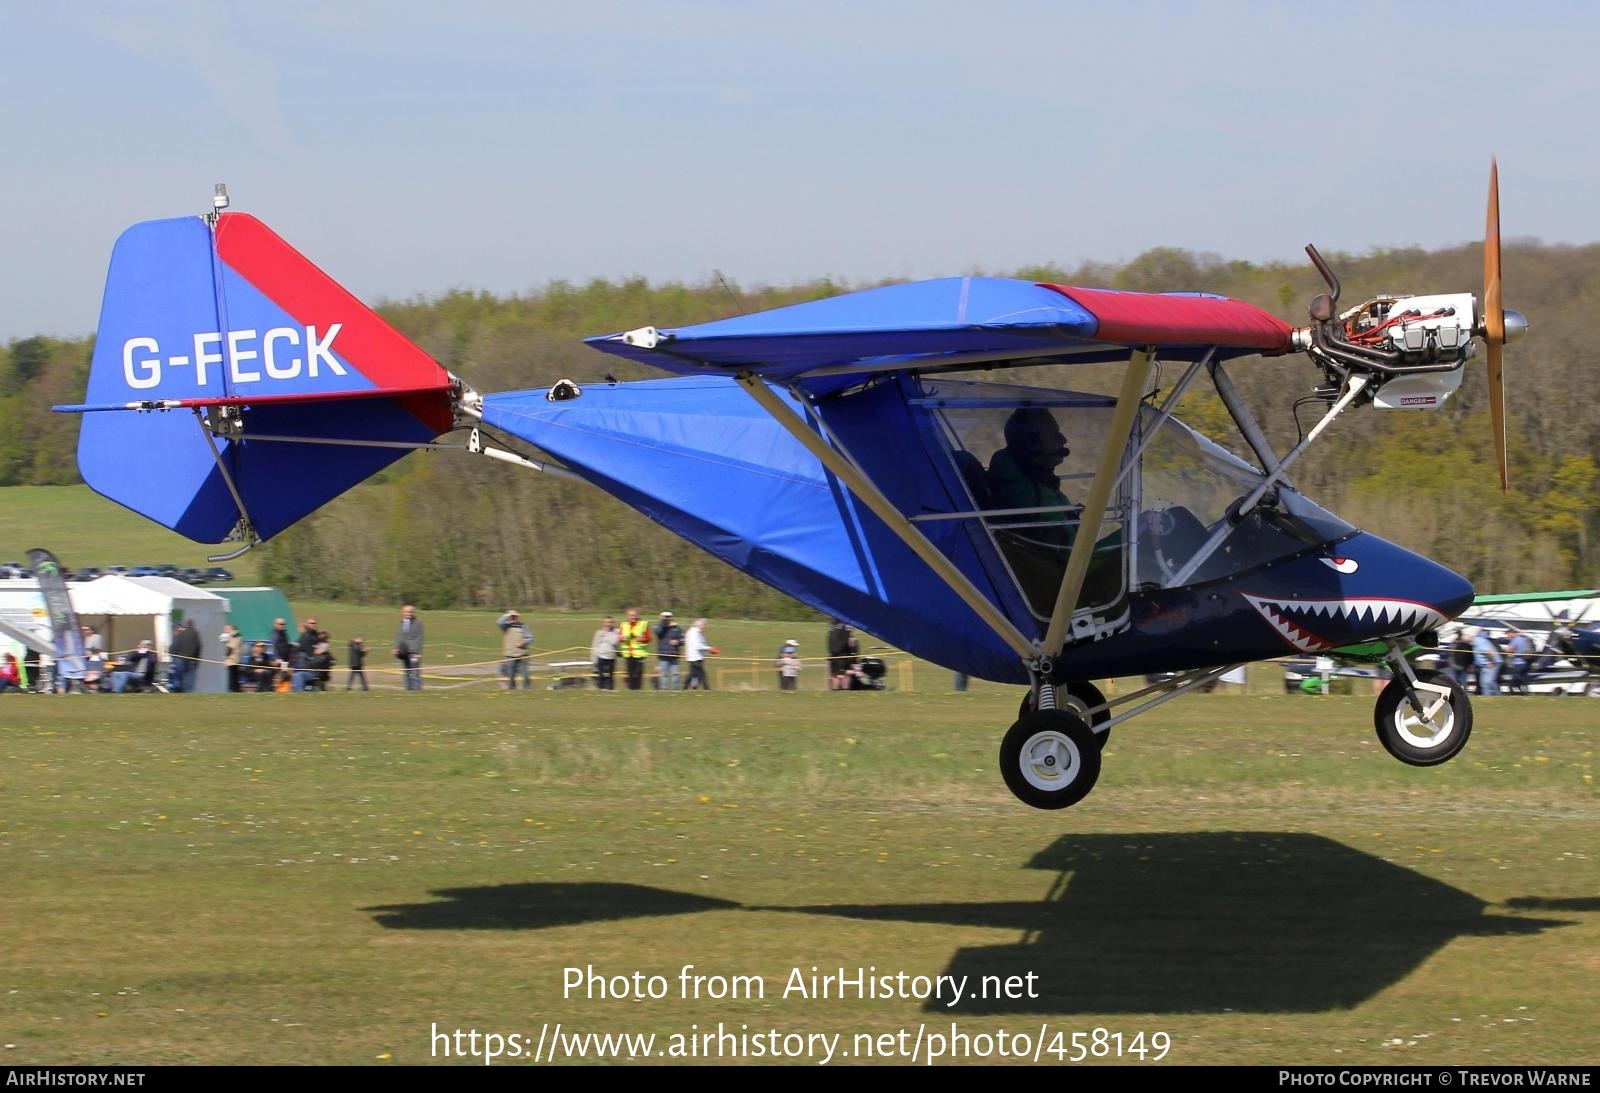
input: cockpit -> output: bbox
[918,379,1356,620]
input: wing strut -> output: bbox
[735,371,1037,661]
[1042,350,1154,659]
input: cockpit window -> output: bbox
[919,381,1128,619]
[1134,412,1354,586]
[919,378,1355,617]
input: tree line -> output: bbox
[4,238,1596,613]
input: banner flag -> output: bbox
[26,548,85,676]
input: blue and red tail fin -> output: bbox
[60,212,456,545]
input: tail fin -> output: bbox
[60,212,457,545]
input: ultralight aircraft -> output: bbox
[57,170,1527,809]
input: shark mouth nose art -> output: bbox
[1241,594,1449,653]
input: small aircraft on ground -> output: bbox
[1444,590,1600,695]
[58,171,1527,809]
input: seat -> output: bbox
[950,450,994,511]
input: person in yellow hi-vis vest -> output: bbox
[617,607,652,691]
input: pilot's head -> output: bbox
[1004,407,1070,470]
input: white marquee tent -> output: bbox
[0,576,231,693]
[72,576,230,693]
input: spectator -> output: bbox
[1505,627,1534,695]
[393,604,424,691]
[1445,628,1473,688]
[0,653,20,693]
[223,624,243,693]
[618,608,651,691]
[169,619,202,693]
[346,636,369,691]
[293,642,334,692]
[1471,627,1501,696]
[498,611,533,691]
[110,640,158,693]
[314,639,334,690]
[79,650,103,693]
[775,639,798,689]
[827,619,857,691]
[270,618,294,667]
[655,611,685,690]
[244,641,275,692]
[298,617,321,659]
[777,643,801,691]
[591,616,619,690]
[684,618,717,690]
[23,646,42,693]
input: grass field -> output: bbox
[3,688,1595,1066]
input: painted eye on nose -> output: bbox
[1321,557,1359,575]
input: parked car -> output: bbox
[203,567,234,582]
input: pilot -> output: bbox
[987,407,1077,544]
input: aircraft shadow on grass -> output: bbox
[1502,896,1600,912]
[365,833,1571,1015]
[365,882,739,931]
[779,832,1572,1015]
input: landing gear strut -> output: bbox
[1018,679,1111,748]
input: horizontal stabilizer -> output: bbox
[67,213,455,543]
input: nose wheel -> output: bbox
[1374,668,1473,766]
[999,709,1101,809]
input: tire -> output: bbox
[999,710,1102,809]
[1374,669,1473,766]
[1018,680,1112,748]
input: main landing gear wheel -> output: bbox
[999,710,1102,810]
[1373,669,1473,766]
[1018,680,1111,749]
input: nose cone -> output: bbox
[1367,535,1475,622]
[1239,534,1474,653]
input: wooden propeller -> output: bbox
[1484,159,1508,492]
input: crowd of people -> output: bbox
[15,624,179,694]
[585,609,720,691]
[23,599,1592,703]
[5,603,895,696]
[221,615,345,693]
[577,611,882,693]
[1441,621,1589,696]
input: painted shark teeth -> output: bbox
[1241,594,1448,653]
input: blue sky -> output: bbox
[4,1,1597,342]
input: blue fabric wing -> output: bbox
[585,278,1108,393]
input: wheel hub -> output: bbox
[1021,731,1079,790]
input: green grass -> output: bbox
[0,485,262,583]
[2,690,1594,1065]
